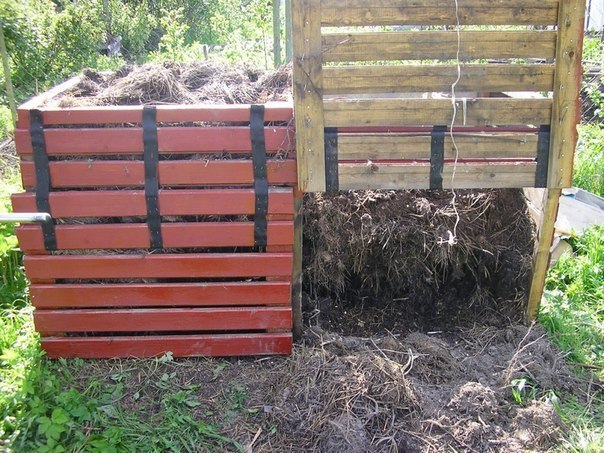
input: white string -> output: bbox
[444,0,462,246]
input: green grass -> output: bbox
[574,125,604,197]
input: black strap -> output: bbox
[324,128,339,193]
[30,109,56,250]
[251,105,268,250]
[430,125,447,190]
[535,125,551,188]
[143,106,162,249]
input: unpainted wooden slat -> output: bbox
[41,333,293,358]
[30,282,291,308]
[337,132,539,160]
[24,253,293,281]
[322,30,557,62]
[323,64,555,95]
[321,0,559,27]
[34,307,292,334]
[323,98,552,127]
[548,0,586,188]
[11,188,294,217]
[20,159,297,188]
[17,221,294,252]
[292,0,326,192]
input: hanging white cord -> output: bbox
[445,0,462,246]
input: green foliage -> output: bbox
[582,37,604,64]
[574,125,604,197]
[108,0,156,61]
[0,106,13,141]
[157,7,189,62]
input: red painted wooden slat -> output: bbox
[14,127,294,155]
[20,159,297,188]
[30,282,291,308]
[35,103,293,125]
[17,221,294,252]
[24,253,293,280]
[34,307,292,334]
[11,188,294,217]
[41,333,293,358]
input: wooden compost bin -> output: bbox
[11,78,300,358]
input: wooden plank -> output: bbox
[41,333,293,358]
[11,188,294,217]
[323,64,555,95]
[292,0,326,192]
[322,30,557,62]
[30,282,291,308]
[548,0,586,188]
[321,0,560,26]
[14,126,294,156]
[324,99,552,127]
[338,162,536,190]
[527,188,561,319]
[34,307,292,334]
[24,253,293,281]
[20,159,297,189]
[338,132,539,160]
[17,221,294,252]
[36,103,293,125]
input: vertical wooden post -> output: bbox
[0,17,17,127]
[292,0,326,192]
[527,188,562,320]
[548,0,586,188]
[291,189,303,340]
[285,0,293,63]
[272,0,282,68]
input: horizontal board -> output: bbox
[29,103,293,126]
[41,333,293,358]
[323,64,555,95]
[337,132,539,160]
[24,253,293,281]
[14,126,294,156]
[11,188,294,217]
[20,159,297,188]
[338,162,536,189]
[323,98,552,127]
[321,0,559,26]
[17,221,294,252]
[322,30,557,62]
[30,282,291,308]
[34,307,292,334]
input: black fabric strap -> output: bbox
[251,105,268,249]
[30,109,56,250]
[143,106,163,249]
[324,128,339,193]
[430,125,447,190]
[535,125,551,188]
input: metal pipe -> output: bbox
[0,213,52,224]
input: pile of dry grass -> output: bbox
[303,189,535,328]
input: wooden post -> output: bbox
[272,0,282,68]
[0,17,17,127]
[527,188,562,320]
[291,189,303,340]
[548,0,586,188]
[285,0,293,63]
[292,0,326,192]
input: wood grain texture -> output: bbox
[41,333,293,358]
[548,0,586,187]
[322,30,557,62]
[21,159,297,188]
[11,188,294,217]
[323,64,555,95]
[17,221,294,252]
[34,307,292,334]
[30,282,291,308]
[324,98,552,127]
[292,0,326,192]
[24,253,293,281]
[321,0,559,26]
